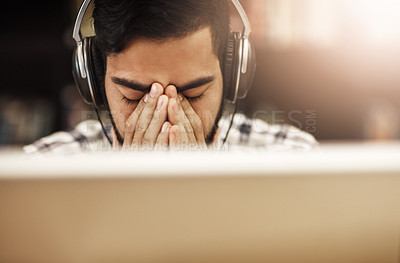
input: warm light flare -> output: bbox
[260,0,400,49]
[342,0,400,45]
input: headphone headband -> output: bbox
[230,0,252,39]
[72,0,92,43]
[73,0,251,42]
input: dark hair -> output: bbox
[93,0,230,65]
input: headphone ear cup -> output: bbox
[223,32,237,102]
[72,42,93,105]
[236,38,256,100]
[72,37,106,108]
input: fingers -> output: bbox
[120,83,207,151]
[175,94,197,144]
[166,85,206,150]
[141,95,168,149]
[123,95,148,148]
[169,125,180,151]
[155,121,171,151]
[168,97,190,146]
[179,95,207,146]
[167,97,179,125]
[131,83,164,148]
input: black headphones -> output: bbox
[72,0,256,111]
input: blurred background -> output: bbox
[1,0,400,147]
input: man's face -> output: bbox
[105,27,223,146]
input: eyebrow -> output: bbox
[111,75,216,93]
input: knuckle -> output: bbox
[137,101,145,111]
[193,118,203,131]
[147,96,159,107]
[125,120,133,130]
[186,112,197,120]
[125,117,133,128]
[152,110,161,122]
[182,101,191,112]
[126,112,139,127]
[187,125,194,134]
[135,121,147,134]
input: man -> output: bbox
[24,0,317,155]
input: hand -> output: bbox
[121,83,171,151]
[165,85,207,151]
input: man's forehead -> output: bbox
[106,27,219,87]
[121,26,214,54]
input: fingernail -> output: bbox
[162,122,170,133]
[144,94,149,103]
[150,84,158,98]
[157,96,164,111]
[178,94,183,101]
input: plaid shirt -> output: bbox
[23,114,318,156]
